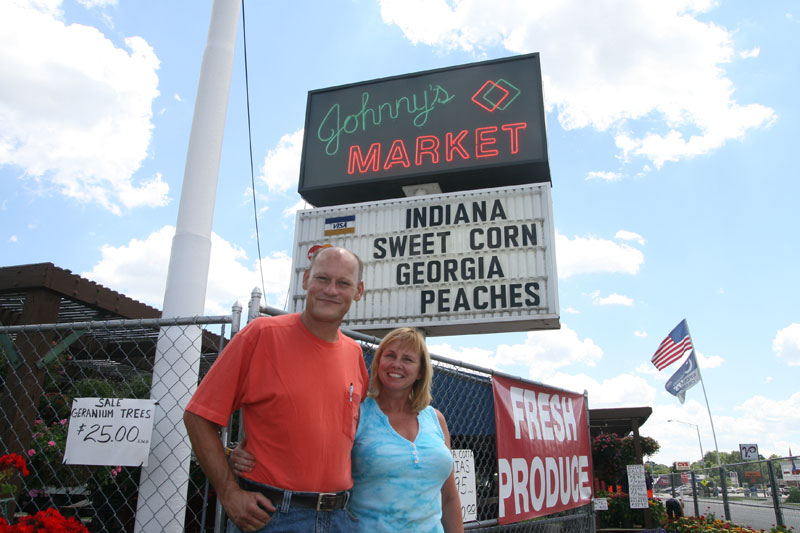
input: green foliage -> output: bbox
[595,492,665,528]
[663,514,775,532]
[621,435,660,461]
[592,433,623,485]
[592,432,661,486]
[67,374,151,400]
[67,378,118,399]
[26,419,91,492]
[787,487,800,503]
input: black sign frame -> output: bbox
[298,53,550,207]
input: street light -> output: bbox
[668,419,705,465]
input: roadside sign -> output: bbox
[739,443,759,461]
[676,461,690,471]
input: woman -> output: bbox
[230,327,463,532]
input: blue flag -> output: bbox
[665,350,700,404]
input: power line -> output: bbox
[240,0,266,299]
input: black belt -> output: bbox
[238,477,349,511]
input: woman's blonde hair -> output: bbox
[369,327,433,412]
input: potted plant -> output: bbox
[1,453,30,521]
[85,465,140,533]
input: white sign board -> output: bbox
[289,184,559,336]
[452,449,477,522]
[63,398,156,467]
[626,464,649,509]
[675,461,690,471]
[593,498,608,511]
[780,461,800,481]
[739,443,759,461]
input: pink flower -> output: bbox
[60,419,67,425]
[27,449,36,457]
[47,440,56,447]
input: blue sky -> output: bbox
[2,0,798,467]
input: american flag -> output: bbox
[651,319,693,370]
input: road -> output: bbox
[681,496,800,531]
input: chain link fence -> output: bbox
[655,458,800,531]
[0,315,234,532]
[1,305,593,532]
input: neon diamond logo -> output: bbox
[471,78,521,112]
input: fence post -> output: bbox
[690,471,699,517]
[247,287,262,324]
[718,465,731,521]
[767,459,785,528]
[231,301,243,336]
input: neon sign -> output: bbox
[299,53,549,207]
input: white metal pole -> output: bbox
[685,321,722,468]
[694,423,705,464]
[134,1,240,531]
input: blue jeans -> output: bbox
[226,483,359,533]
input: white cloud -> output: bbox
[634,330,647,338]
[738,47,760,59]
[637,360,661,376]
[773,323,800,366]
[0,0,162,214]
[590,291,634,306]
[77,0,117,7]
[547,372,657,407]
[283,198,309,218]
[378,0,776,168]
[555,231,645,278]
[8,235,18,243]
[695,350,723,369]
[259,129,304,193]
[586,170,621,182]
[174,93,182,102]
[615,230,646,245]
[118,172,169,209]
[428,323,603,382]
[732,392,800,445]
[564,306,580,314]
[82,225,292,316]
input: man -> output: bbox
[184,247,368,532]
[665,497,683,520]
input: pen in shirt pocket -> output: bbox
[349,383,353,402]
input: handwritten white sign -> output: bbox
[451,449,477,522]
[593,498,608,511]
[627,464,649,509]
[63,398,156,467]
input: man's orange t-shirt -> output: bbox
[186,313,368,492]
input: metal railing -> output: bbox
[0,314,235,532]
[655,458,800,531]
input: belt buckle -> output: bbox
[316,492,338,511]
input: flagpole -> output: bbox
[685,321,722,468]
